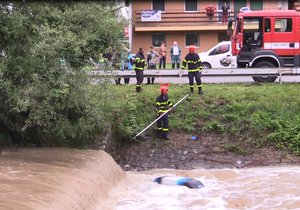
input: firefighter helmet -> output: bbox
[189,45,195,53]
[160,84,169,94]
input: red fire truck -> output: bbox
[229,10,300,82]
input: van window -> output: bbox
[209,44,230,55]
[275,18,292,32]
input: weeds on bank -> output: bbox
[93,83,300,156]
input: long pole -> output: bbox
[132,94,189,139]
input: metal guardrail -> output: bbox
[89,68,300,76]
[88,68,300,84]
[134,10,238,26]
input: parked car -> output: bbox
[198,41,237,69]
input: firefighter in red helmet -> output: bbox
[156,84,173,140]
[181,45,203,94]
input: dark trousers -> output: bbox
[207,14,214,23]
[171,55,180,69]
[147,77,155,84]
[124,78,130,84]
[157,114,169,138]
[159,56,166,69]
[222,13,228,23]
[115,77,121,85]
[135,69,144,92]
[147,64,156,84]
[188,71,202,90]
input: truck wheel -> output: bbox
[202,62,211,69]
[252,61,277,83]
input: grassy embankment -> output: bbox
[91,82,300,156]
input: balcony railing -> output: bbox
[134,10,238,26]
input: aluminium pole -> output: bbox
[132,94,189,139]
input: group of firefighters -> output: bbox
[133,45,204,140]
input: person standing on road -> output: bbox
[134,47,146,92]
[181,45,203,95]
[156,84,173,140]
[170,41,181,69]
[124,51,134,85]
[146,45,159,84]
[159,42,167,69]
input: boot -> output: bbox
[176,63,180,69]
[161,133,170,140]
[146,78,151,85]
[190,87,194,93]
[198,87,204,95]
[172,63,175,69]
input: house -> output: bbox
[129,0,297,64]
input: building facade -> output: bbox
[130,0,297,64]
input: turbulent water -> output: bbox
[111,167,300,210]
[1,148,300,210]
[0,148,125,210]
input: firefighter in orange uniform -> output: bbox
[156,84,173,140]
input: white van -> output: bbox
[198,41,237,69]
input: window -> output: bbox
[152,33,165,47]
[153,0,165,11]
[218,32,230,42]
[209,44,230,56]
[185,0,197,12]
[264,18,271,32]
[275,18,292,32]
[186,33,199,46]
[234,0,246,13]
[250,0,263,10]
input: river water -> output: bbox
[111,167,300,210]
[1,148,300,210]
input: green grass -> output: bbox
[92,83,300,155]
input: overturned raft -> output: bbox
[154,176,204,189]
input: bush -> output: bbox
[0,2,126,147]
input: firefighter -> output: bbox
[156,84,173,140]
[134,47,146,92]
[181,45,203,95]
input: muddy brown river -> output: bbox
[1,148,300,210]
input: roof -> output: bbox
[238,10,300,18]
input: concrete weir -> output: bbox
[0,148,125,210]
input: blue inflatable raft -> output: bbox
[153,176,204,189]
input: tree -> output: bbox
[0,1,126,147]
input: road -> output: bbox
[91,75,300,85]
[155,75,300,84]
[89,68,300,84]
